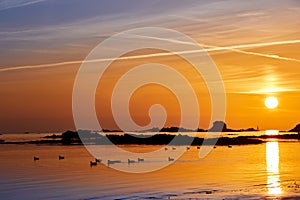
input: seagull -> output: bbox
[58,155,64,160]
[168,157,174,162]
[128,159,136,164]
[137,158,144,162]
[107,160,113,165]
[90,161,97,166]
[107,160,121,165]
[33,156,39,161]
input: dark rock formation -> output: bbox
[289,124,300,133]
[208,121,228,132]
[61,130,81,144]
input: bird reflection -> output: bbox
[266,140,281,195]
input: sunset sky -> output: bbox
[0,0,300,133]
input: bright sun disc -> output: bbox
[265,96,278,109]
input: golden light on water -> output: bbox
[266,130,279,136]
[266,140,281,195]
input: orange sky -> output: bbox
[0,1,299,133]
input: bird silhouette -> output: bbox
[168,157,174,162]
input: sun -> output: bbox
[265,96,278,109]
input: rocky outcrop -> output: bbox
[289,124,300,132]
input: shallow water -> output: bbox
[0,139,300,199]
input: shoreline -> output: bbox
[1,132,299,146]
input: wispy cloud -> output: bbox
[0,0,47,11]
[238,87,300,94]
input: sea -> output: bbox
[0,131,299,199]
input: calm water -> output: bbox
[0,133,300,199]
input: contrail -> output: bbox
[128,33,300,53]
[129,33,300,62]
[1,39,300,72]
[216,40,300,50]
[201,44,300,63]
[0,60,84,72]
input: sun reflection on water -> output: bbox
[266,130,279,136]
[266,139,281,195]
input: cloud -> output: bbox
[0,0,47,11]
[243,88,300,94]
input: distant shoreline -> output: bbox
[1,130,299,146]
[2,120,300,134]
[1,122,299,146]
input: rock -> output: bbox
[289,124,300,132]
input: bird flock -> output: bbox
[33,145,231,167]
